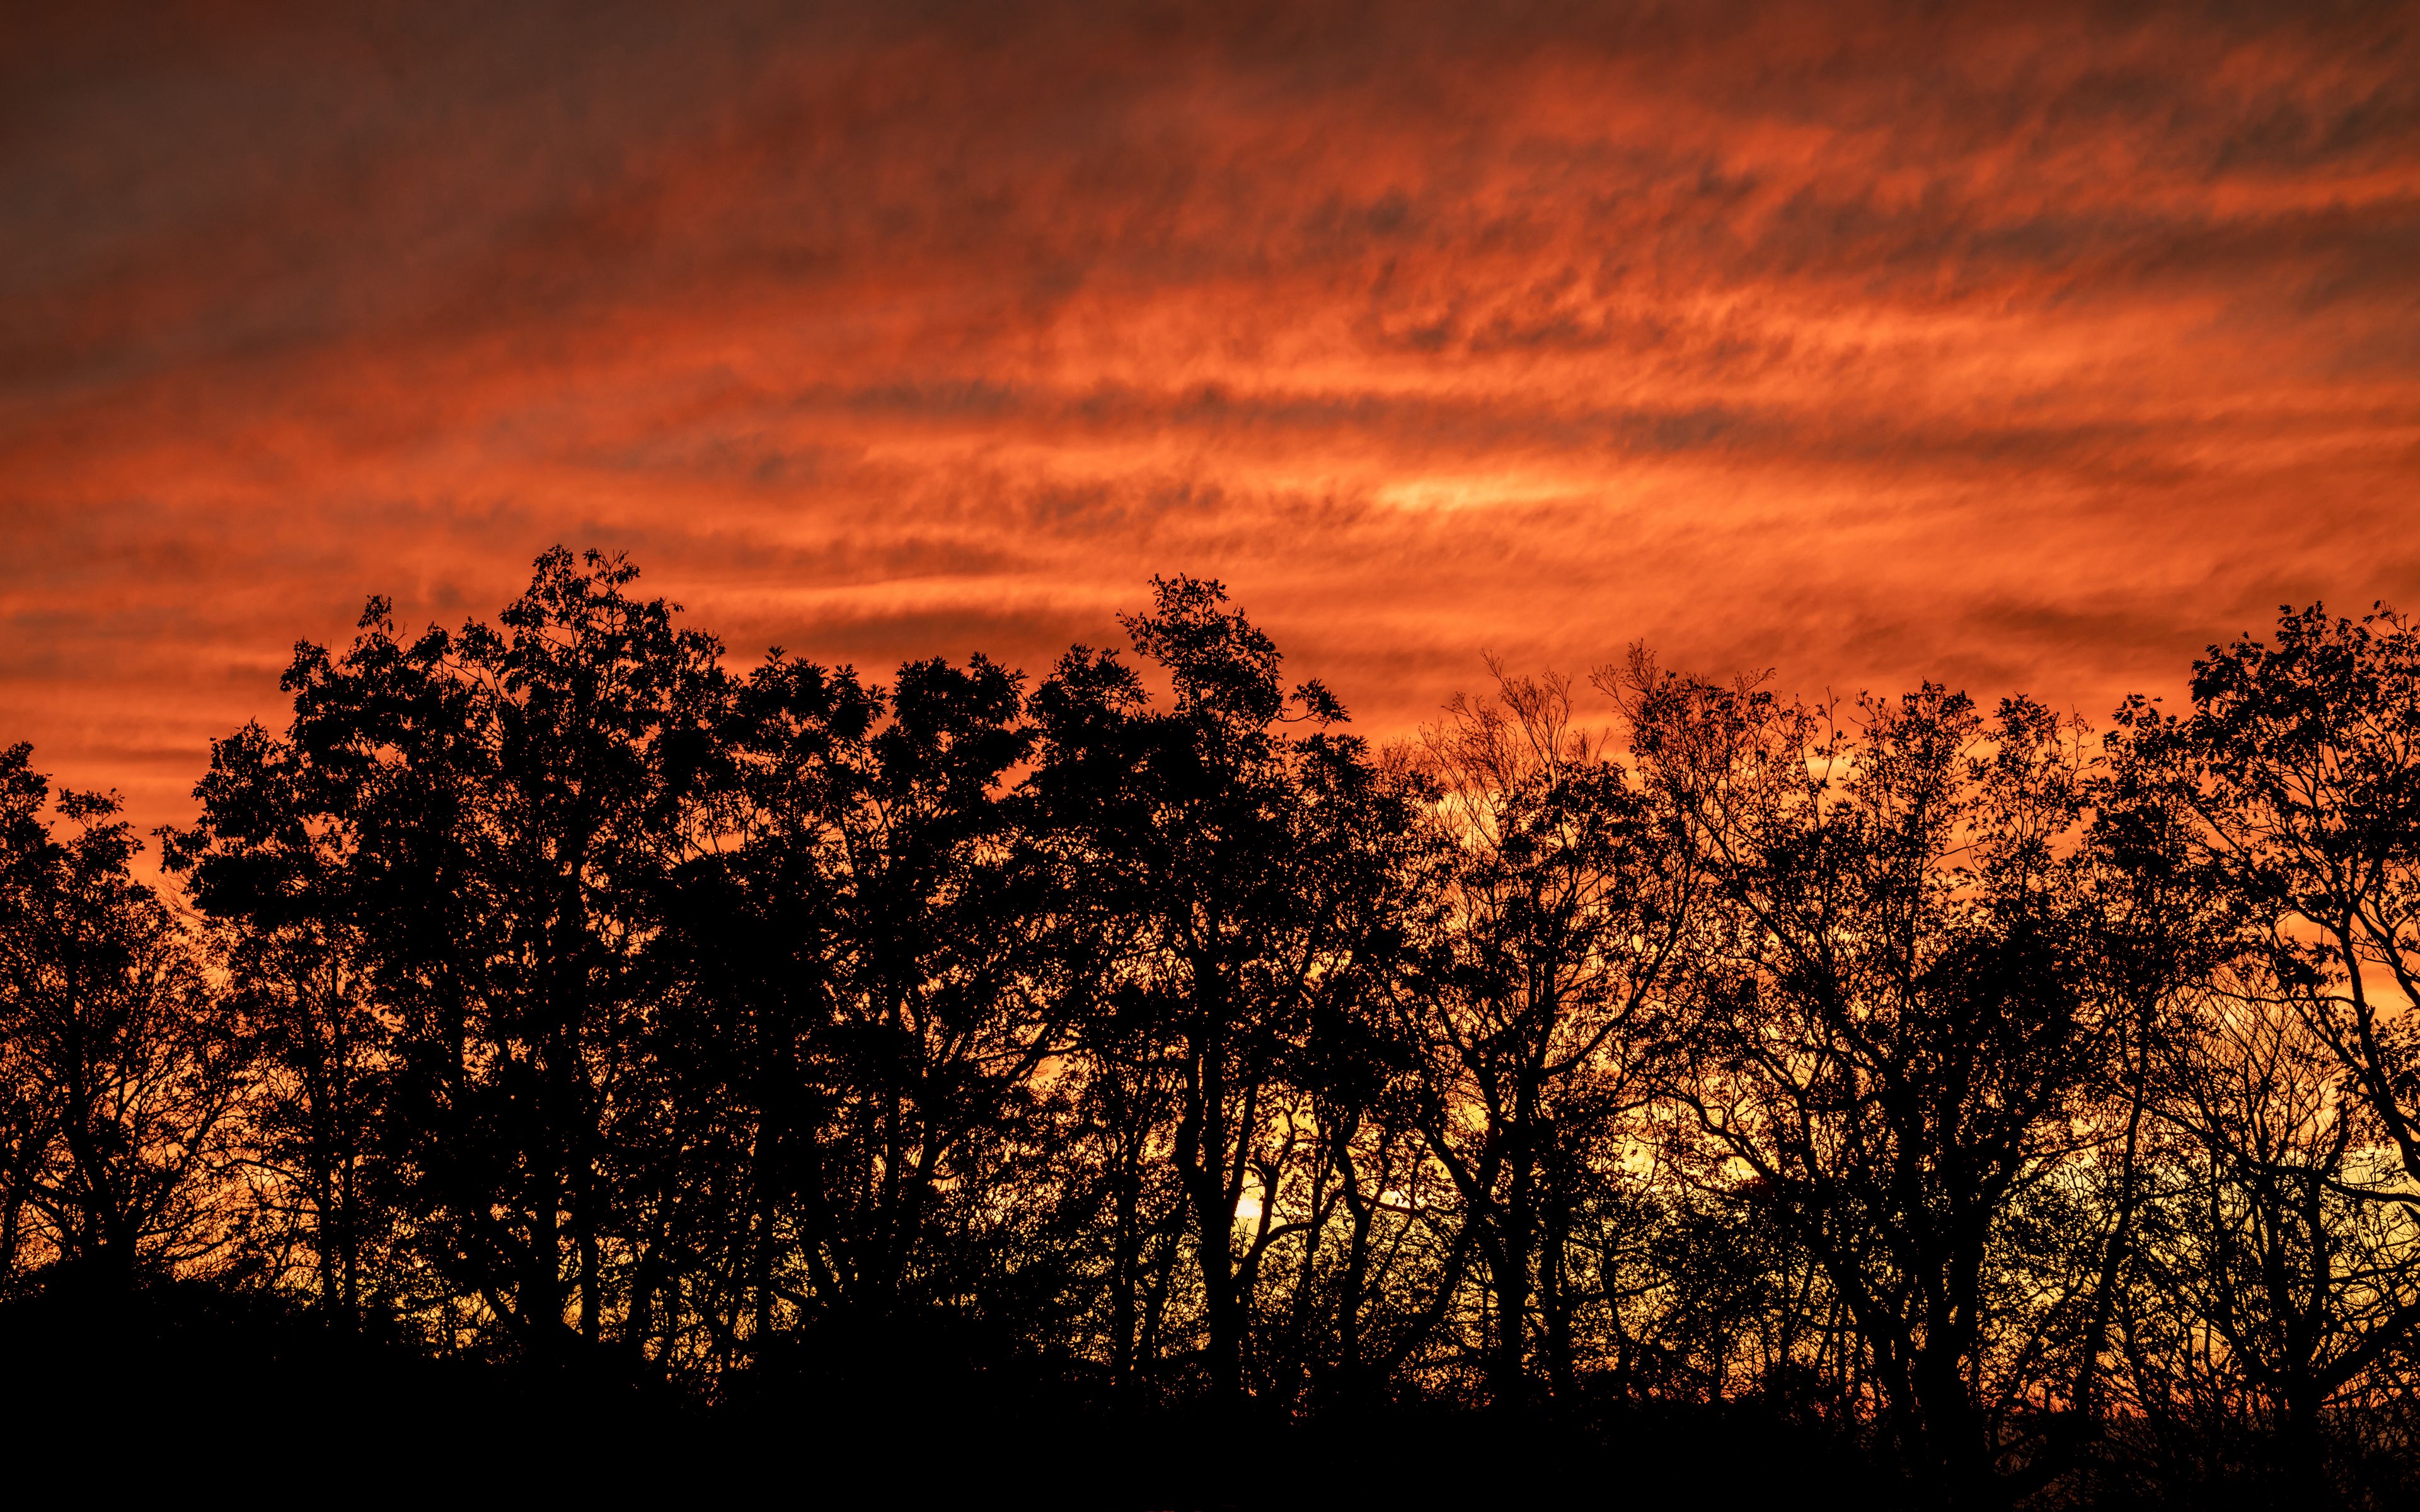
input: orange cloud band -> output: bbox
[4,0,2416,844]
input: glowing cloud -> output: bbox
[4,1,2416,838]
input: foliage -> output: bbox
[4,558,2416,1506]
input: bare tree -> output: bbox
[1407,661,1697,1414]
[0,746,248,1288]
[2124,957,2420,1487]
[1616,661,2119,1503]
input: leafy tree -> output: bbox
[166,723,395,1329]
[659,650,1083,1376]
[1030,576,1419,1410]
[234,549,729,1366]
[2152,604,2420,1191]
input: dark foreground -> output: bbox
[3,1278,2409,1511]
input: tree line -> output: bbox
[4,547,2417,1504]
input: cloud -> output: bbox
[3,0,2416,840]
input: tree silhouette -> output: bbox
[1620,672,2127,1503]
[165,721,394,1329]
[221,549,730,1366]
[2159,605,2420,1193]
[0,746,246,1289]
[1407,662,1695,1415]
[5,558,2414,1506]
[1031,576,1419,1411]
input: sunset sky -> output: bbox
[6,1,2417,839]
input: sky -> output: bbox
[4,0,2417,839]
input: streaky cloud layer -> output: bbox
[4,0,2417,836]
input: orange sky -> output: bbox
[5,1,2418,840]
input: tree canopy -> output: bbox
[4,551,2417,1508]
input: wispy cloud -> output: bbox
[4,0,2416,833]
